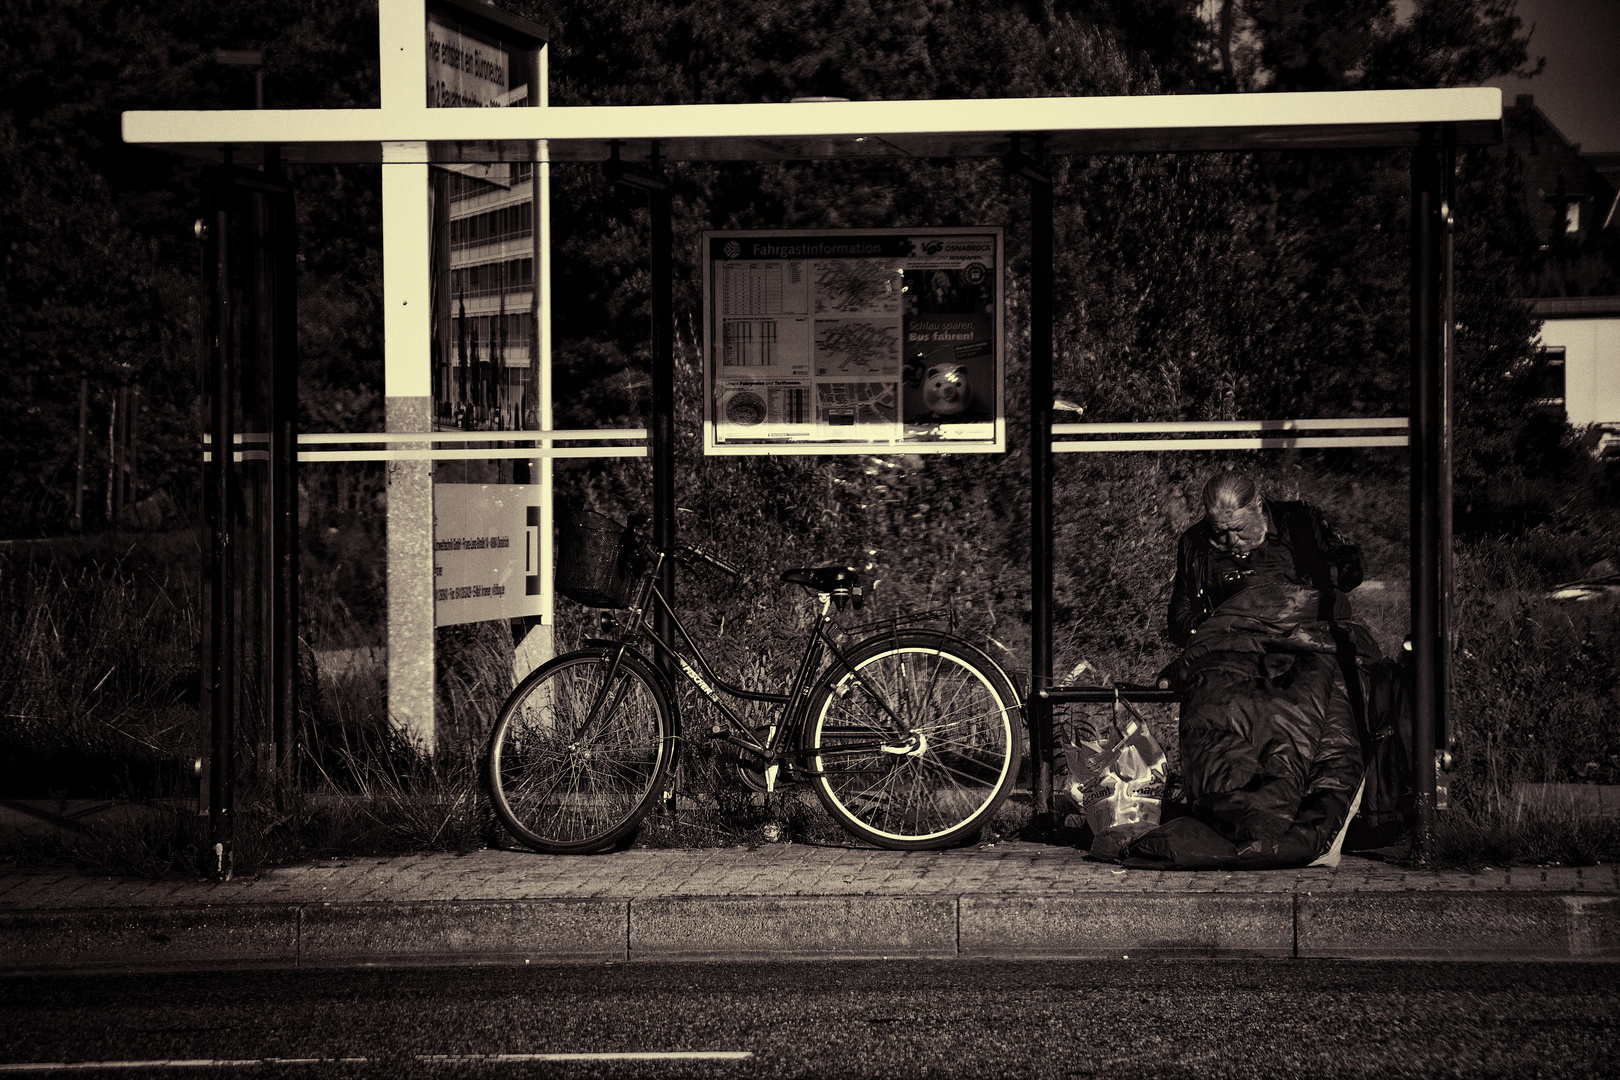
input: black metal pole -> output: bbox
[73,377,88,531]
[1031,179,1055,824]
[269,153,300,806]
[1409,128,1442,853]
[207,170,237,880]
[1003,139,1057,829]
[1439,124,1456,776]
[648,152,676,682]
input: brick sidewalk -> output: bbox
[4,843,1618,908]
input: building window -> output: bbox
[450,202,534,251]
[1565,203,1581,234]
[450,257,534,300]
[1532,346,1566,408]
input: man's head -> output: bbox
[1202,473,1267,554]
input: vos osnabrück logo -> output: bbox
[723,240,742,259]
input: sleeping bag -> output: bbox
[1118,575,1381,870]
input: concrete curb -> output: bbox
[1296,892,1620,960]
[4,891,1616,974]
[0,906,301,973]
[960,894,1296,958]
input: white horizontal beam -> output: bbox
[122,88,1501,163]
[296,429,646,443]
[1053,435,1410,453]
[298,447,648,462]
[1053,416,1408,435]
[208,430,650,461]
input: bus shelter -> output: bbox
[124,0,1499,869]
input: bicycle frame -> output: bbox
[584,549,922,776]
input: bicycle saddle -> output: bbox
[780,565,860,592]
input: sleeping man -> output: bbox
[1168,472,1364,648]
[1121,472,1382,869]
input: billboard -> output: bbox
[701,229,1004,454]
[426,9,528,186]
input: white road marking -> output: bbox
[0,1052,753,1071]
[420,1053,755,1062]
[0,1061,369,1072]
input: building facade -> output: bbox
[1500,95,1620,450]
[425,0,545,434]
[436,162,538,432]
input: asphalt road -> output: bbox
[3,960,1617,1079]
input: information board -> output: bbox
[701,229,1004,454]
[433,484,542,627]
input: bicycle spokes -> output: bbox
[809,639,1019,846]
[489,654,670,853]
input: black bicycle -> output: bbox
[486,509,1025,854]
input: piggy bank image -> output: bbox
[922,363,972,416]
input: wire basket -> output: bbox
[555,506,640,608]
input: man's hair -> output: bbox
[1202,472,1260,514]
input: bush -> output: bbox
[7,437,1617,872]
[1450,566,1620,811]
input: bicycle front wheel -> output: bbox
[804,632,1023,850]
[487,650,673,854]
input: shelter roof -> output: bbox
[123,88,1501,167]
[1532,296,1620,319]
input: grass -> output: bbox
[1424,803,1620,872]
[4,806,208,880]
[0,531,201,802]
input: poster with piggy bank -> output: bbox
[702,228,1003,455]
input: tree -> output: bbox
[0,0,381,537]
[1208,0,1541,92]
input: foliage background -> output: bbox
[3,0,1617,859]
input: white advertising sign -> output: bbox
[433,484,541,627]
[702,228,1004,454]
[425,13,525,187]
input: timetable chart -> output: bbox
[721,260,808,316]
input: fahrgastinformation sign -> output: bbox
[433,484,542,627]
[701,228,1004,454]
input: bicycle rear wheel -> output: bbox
[487,650,673,854]
[804,632,1023,850]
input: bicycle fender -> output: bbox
[911,628,1019,682]
[889,629,1028,720]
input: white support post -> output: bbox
[515,43,555,681]
[379,0,428,111]
[381,0,436,749]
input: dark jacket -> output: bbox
[1167,498,1363,647]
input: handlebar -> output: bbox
[677,543,741,579]
[619,514,738,579]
